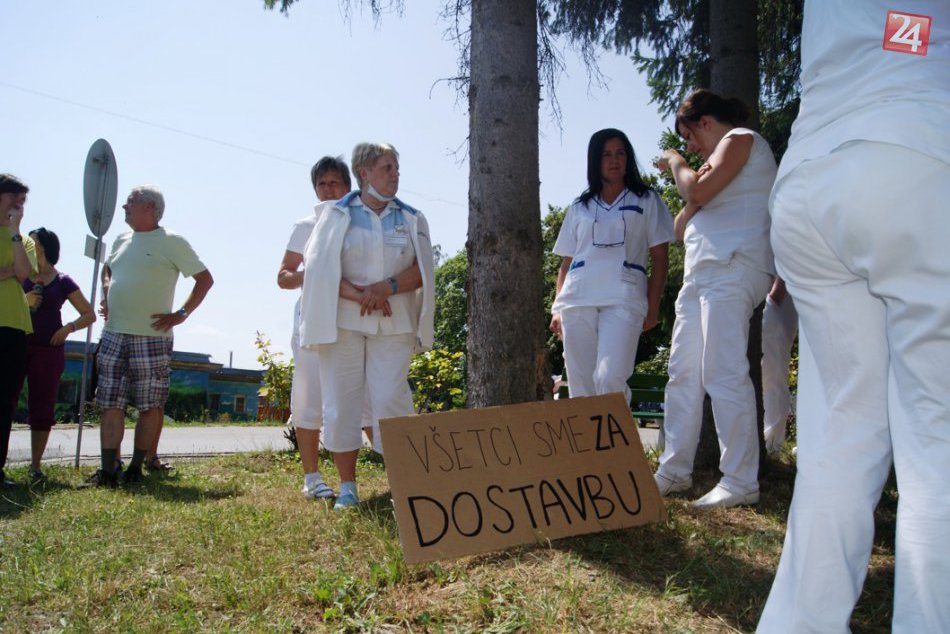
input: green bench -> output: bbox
[556,372,668,428]
[627,373,667,428]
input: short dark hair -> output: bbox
[310,156,351,190]
[29,227,60,265]
[674,89,750,137]
[579,128,652,204]
[0,173,29,195]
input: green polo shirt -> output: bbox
[104,227,206,337]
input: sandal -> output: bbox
[146,457,173,472]
[302,481,336,500]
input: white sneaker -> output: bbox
[654,473,692,496]
[692,483,759,509]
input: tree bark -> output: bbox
[709,0,760,129]
[466,0,546,407]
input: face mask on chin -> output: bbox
[366,183,396,203]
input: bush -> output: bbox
[255,331,293,414]
[408,349,466,413]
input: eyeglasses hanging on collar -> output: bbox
[592,203,626,248]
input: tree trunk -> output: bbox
[709,0,760,129]
[466,0,546,407]
[694,0,764,472]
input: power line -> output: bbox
[1,80,468,209]
[1,81,309,167]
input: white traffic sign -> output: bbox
[82,138,118,238]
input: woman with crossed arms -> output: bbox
[299,142,434,510]
[654,89,777,509]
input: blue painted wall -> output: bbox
[46,342,264,423]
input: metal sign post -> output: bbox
[75,139,117,467]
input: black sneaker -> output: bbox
[29,469,47,485]
[0,469,16,488]
[122,464,144,485]
[86,468,120,488]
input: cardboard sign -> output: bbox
[379,393,667,564]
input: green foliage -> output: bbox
[408,349,466,413]
[551,1,803,118]
[542,205,567,376]
[164,387,207,423]
[255,331,293,413]
[635,346,671,377]
[433,251,468,355]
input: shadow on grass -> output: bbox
[0,477,76,519]
[554,459,897,633]
[359,490,400,537]
[0,468,243,520]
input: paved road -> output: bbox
[6,423,660,466]
[6,424,290,466]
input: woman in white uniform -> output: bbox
[550,128,673,403]
[654,89,777,509]
[299,142,435,510]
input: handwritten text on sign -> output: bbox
[379,393,666,564]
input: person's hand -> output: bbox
[643,308,660,332]
[768,278,788,305]
[98,297,109,321]
[6,205,24,234]
[359,281,393,317]
[49,325,72,346]
[150,311,186,332]
[657,149,682,173]
[26,287,43,310]
[549,312,562,340]
[340,279,364,302]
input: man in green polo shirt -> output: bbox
[91,185,213,486]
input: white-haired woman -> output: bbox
[299,142,434,509]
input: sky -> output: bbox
[3,1,671,370]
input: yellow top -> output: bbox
[0,226,38,333]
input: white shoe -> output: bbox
[654,473,692,496]
[692,483,759,509]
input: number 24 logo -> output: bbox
[883,11,931,56]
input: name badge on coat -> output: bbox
[386,223,410,248]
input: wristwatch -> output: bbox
[176,308,189,318]
[387,277,398,294]
[11,233,22,243]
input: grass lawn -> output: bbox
[0,449,896,633]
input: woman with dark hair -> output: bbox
[0,173,36,487]
[16,227,95,482]
[550,128,673,403]
[653,89,777,509]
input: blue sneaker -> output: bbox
[333,492,359,510]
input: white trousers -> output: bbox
[560,303,645,404]
[290,300,375,436]
[657,259,772,494]
[762,293,798,450]
[758,142,950,634]
[290,298,323,430]
[317,328,414,453]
